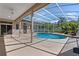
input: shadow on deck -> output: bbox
[0,37,6,56]
[59,49,79,56]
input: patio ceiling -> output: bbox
[24,3,79,23]
[0,3,35,20]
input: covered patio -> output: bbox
[0,3,79,56]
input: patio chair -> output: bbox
[73,30,79,54]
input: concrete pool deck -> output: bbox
[3,34,79,56]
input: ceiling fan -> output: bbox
[8,8,14,19]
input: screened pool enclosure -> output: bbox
[4,3,79,56]
[23,3,79,34]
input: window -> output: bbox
[16,23,19,29]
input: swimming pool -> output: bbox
[35,33,66,39]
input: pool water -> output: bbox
[35,33,66,39]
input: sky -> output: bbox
[24,3,79,23]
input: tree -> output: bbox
[60,22,78,35]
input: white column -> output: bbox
[19,21,21,37]
[37,24,38,32]
[48,23,50,33]
[53,24,54,32]
[32,18,33,33]
[44,23,45,33]
[39,24,40,32]
[30,10,33,43]
[36,24,37,32]
[48,23,49,33]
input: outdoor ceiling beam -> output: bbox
[56,3,68,20]
[24,16,50,23]
[23,15,51,22]
[48,3,78,9]
[33,17,50,23]
[42,8,61,20]
[0,18,13,22]
[51,11,79,13]
[36,12,53,21]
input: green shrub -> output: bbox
[60,22,78,34]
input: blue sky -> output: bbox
[24,3,79,23]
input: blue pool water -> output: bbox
[35,33,66,39]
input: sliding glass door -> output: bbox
[1,25,12,35]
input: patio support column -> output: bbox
[36,24,37,32]
[30,10,33,43]
[44,23,45,33]
[37,24,38,32]
[47,23,49,33]
[53,24,54,32]
[39,25,41,32]
[47,23,49,32]
[48,22,50,33]
[37,24,39,32]
[19,21,21,37]
[39,24,40,32]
